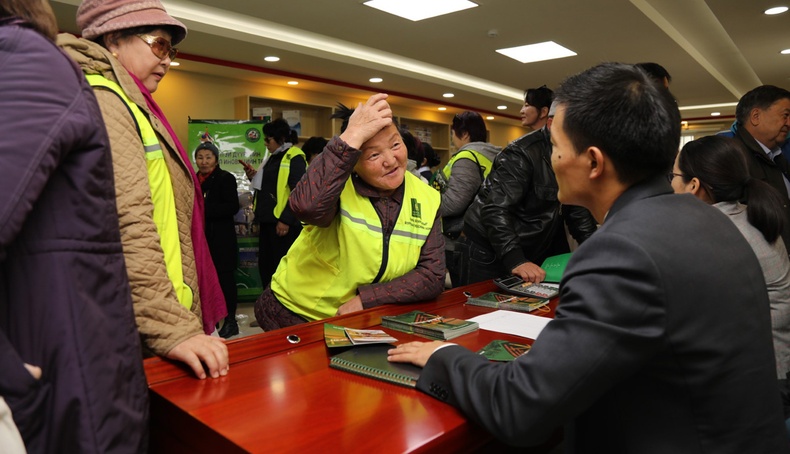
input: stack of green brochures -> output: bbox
[465,292,550,313]
[381,310,478,341]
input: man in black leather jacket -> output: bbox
[458,104,597,285]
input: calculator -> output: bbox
[494,275,559,299]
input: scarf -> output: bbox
[130,74,227,334]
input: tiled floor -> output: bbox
[225,302,264,339]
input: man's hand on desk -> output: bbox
[387,341,449,368]
[336,295,364,316]
[166,334,229,380]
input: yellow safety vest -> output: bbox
[86,74,193,310]
[273,146,306,218]
[272,172,440,321]
[432,148,493,194]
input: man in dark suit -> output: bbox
[389,63,789,453]
[731,85,790,255]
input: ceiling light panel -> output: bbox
[496,41,577,64]
[364,0,477,21]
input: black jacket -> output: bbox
[734,125,790,255]
[201,167,240,271]
[463,127,597,270]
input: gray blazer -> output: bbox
[418,177,788,453]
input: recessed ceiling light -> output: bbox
[711,112,721,116]
[363,0,477,21]
[264,56,280,62]
[781,49,790,55]
[287,81,299,85]
[497,105,507,110]
[443,93,455,98]
[486,116,495,120]
[765,6,789,15]
[438,107,447,111]
[496,41,577,64]
[369,77,383,83]
[169,61,180,67]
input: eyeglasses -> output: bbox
[136,34,178,61]
[264,137,273,143]
[666,172,684,183]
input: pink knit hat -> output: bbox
[76,0,187,45]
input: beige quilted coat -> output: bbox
[58,34,203,356]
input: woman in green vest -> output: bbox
[59,0,228,380]
[245,119,307,288]
[433,111,501,287]
[253,94,446,330]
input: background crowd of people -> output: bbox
[3,0,790,452]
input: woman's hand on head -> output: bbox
[339,94,393,149]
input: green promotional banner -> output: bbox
[188,119,268,301]
[187,119,269,193]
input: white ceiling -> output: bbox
[51,0,790,126]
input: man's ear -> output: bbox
[749,107,761,126]
[588,147,605,179]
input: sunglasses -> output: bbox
[136,34,178,61]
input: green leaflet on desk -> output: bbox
[324,323,398,348]
[477,340,531,362]
[541,252,572,283]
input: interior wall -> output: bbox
[154,69,526,155]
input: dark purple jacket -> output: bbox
[0,21,148,452]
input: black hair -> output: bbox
[331,103,353,133]
[330,101,404,137]
[451,111,487,143]
[194,141,218,158]
[302,136,328,162]
[262,118,292,146]
[524,85,554,111]
[678,135,784,243]
[735,85,790,125]
[422,143,440,167]
[635,62,672,84]
[401,130,424,164]
[554,62,681,186]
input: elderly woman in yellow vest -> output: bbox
[254,94,446,330]
[58,0,228,380]
[244,119,307,288]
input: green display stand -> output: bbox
[235,236,263,302]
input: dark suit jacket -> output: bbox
[418,176,789,453]
[734,125,790,255]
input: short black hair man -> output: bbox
[390,63,788,452]
[732,85,790,255]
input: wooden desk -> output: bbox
[144,281,558,453]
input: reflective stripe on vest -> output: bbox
[271,172,440,321]
[273,146,306,218]
[86,74,193,311]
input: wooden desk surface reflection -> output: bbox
[144,281,558,453]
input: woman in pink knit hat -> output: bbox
[59,0,230,381]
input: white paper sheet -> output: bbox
[468,310,552,340]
